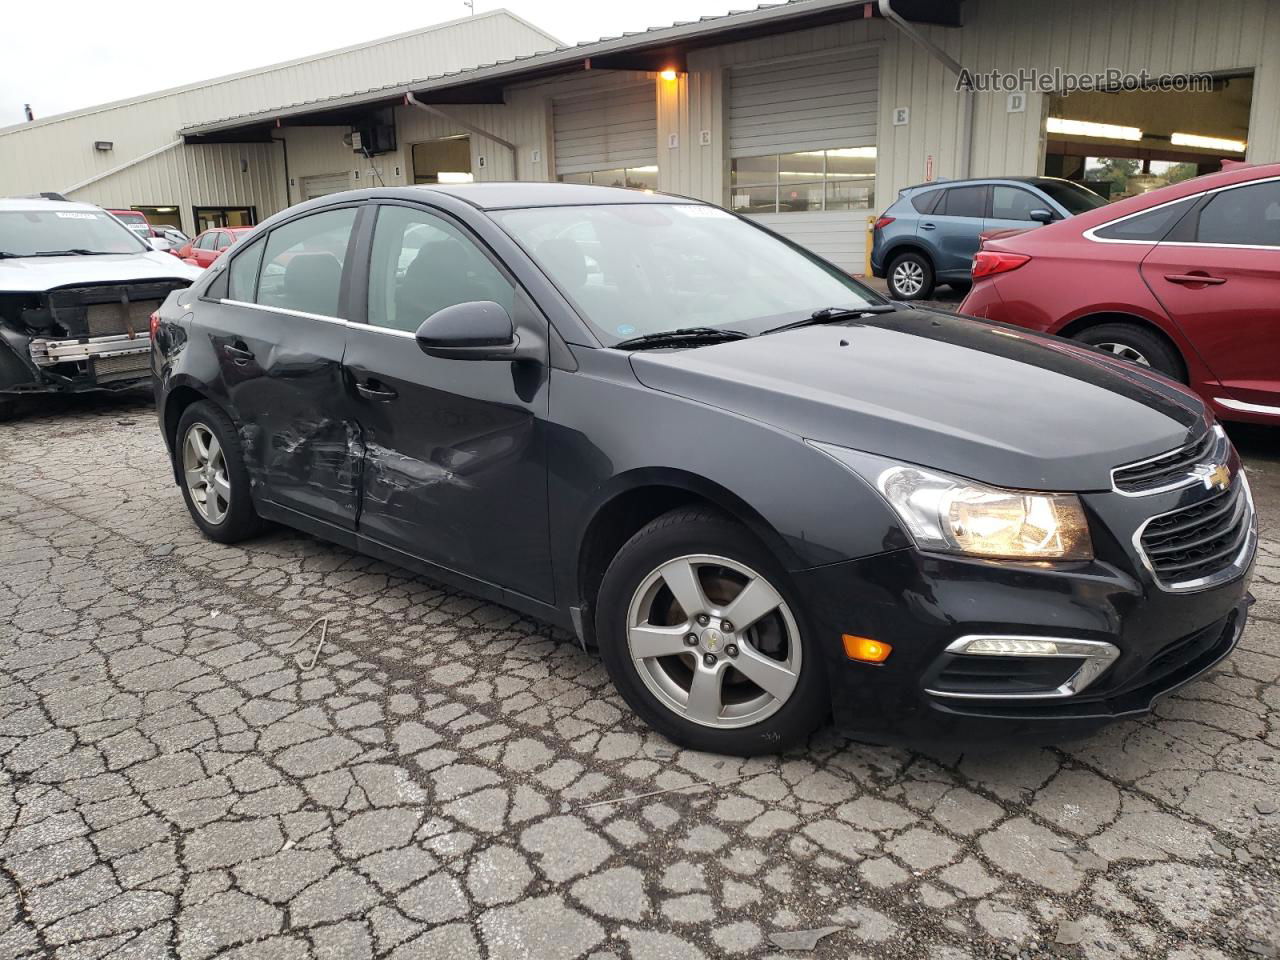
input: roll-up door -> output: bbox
[729,48,878,157]
[301,173,351,200]
[729,48,879,272]
[554,83,658,186]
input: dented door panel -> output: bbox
[206,300,361,528]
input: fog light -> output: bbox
[843,635,892,663]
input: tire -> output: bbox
[175,401,265,543]
[1073,323,1185,381]
[595,507,827,756]
[886,251,935,300]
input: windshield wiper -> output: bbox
[762,304,898,336]
[614,327,750,350]
[0,251,23,259]
[31,248,110,257]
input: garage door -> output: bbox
[729,48,878,272]
[554,84,657,186]
[301,173,351,200]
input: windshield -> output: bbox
[0,209,149,256]
[492,203,882,343]
[1035,180,1107,215]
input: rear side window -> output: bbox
[1092,197,1196,242]
[910,189,942,214]
[215,232,234,250]
[255,208,357,318]
[940,185,987,218]
[228,237,265,302]
[991,186,1047,221]
[1193,181,1280,247]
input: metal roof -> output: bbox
[180,0,893,139]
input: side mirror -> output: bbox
[415,300,516,360]
[1029,208,1055,224]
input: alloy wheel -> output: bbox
[892,260,925,297]
[1095,341,1151,366]
[182,422,231,525]
[625,554,802,729]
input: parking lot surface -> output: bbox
[1,397,1277,960]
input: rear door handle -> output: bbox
[355,379,398,401]
[1164,273,1227,286]
[921,222,937,230]
[221,342,253,366]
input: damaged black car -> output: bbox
[0,197,202,419]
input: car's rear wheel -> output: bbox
[1073,323,1184,381]
[595,507,826,755]
[887,251,935,300]
[176,401,265,543]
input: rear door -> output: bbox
[342,201,554,602]
[921,184,988,276]
[1140,178,1280,412]
[210,204,363,529]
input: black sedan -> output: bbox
[151,183,1257,755]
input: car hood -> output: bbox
[0,252,203,292]
[629,309,1207,491]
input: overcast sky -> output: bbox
[0,1,752,124]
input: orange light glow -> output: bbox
[659,69,679,81]
[843,635,892,663]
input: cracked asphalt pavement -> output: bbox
[1,395,1277,960]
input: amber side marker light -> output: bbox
[843,634,892,663]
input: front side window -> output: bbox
[1092,197,1196,242]
[215,232,234,250]
[991,186,1048,221]
[228,237,266,302]
[558,167,659,191]
[367,205,514,333]
[1034,179,1106,215]
[1195,181,1280,247]
[940,185,986,219]
[196,232,217,251]
[729,147,876,214]
[493,203,880,345]
[255,207,357,317]
[0,209,147,257]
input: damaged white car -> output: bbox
[0,197,203,419]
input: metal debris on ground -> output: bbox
[767,926,843,951]
[280,616,329,670]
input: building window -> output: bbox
[558,166,658,191]
[729,147,876,214]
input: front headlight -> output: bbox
[811,444,1093,561]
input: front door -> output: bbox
[343,201,553,602]
[214,205,363,529]
[1140,178,1280,411]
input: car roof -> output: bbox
[304,182,699,211]
[0,197,106,214]
[901,176,1081,193]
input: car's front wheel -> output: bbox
[176,401,265,543]
[596,507,826,755]
[887,251,935,300]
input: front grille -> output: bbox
[1138,480,1252,588]
[92,352,150,383]
[85,299,159,337]
[45,281,186,339]
[1113,429,1217,494]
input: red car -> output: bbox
[177,227,253,268]
[960,163,1280,425]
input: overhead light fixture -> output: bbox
[1171,132,1247,153]
[1046,118,1142,141]
[93,140,113,151]
[659,69,678,81]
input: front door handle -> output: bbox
[355,379,398,401]
[1164,272,1227,286]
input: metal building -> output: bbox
[3,0,1276,270]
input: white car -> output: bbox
[0,197,203,418]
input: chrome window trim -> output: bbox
[1131,472,1257,594]
[1110,424,1227,497]
[1215,396,1280,417]
[1083,173,1280,247]
[220,299,418,339]
[925,635,1120,700]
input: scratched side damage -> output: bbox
[238,417,364,519]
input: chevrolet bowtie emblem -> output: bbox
[1204,463,1231,492]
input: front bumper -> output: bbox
[793,493,1256,744]
[0,332,152,395]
